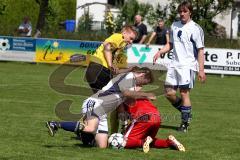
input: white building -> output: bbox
[76,0,240,39]
[76,0,107,30]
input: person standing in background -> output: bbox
[146,19,169,46]
[133,15,147,44]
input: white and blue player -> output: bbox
[46,67,155,148]
[153,1,206,132]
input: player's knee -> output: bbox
[84,126,97,133]
[164,89,176,98]
[179,89,190,97]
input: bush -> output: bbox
[45,0,61,32]
[205,35,240,49]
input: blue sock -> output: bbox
[171,97,182,112]
[180,106,192,123]
[59,121,79,132]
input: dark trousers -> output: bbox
[85,62,113,93]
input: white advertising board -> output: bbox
[127,44,240,75]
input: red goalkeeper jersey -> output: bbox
[127,99,160,120]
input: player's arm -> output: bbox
[165,30,170,44]
[122,90,156,100]
[146,32,156,47]
[103,42,118,73]
[103,42,113,67]
[195,26,206,83]
[139,35,147,44]
[197,47,206,83]
[116,68,132,74]
[153,42,172,64]
[115,66,139,74]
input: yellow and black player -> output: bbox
[85,25,138,93]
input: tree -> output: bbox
[168,0,234,32]
[121,0,139,24]
[35,0,62,36]
[35,0,49,32]
[45,0,61,31]
[114,1,155,31]
[0,0,7,15]
[145,3,169,27]
[138,3,153,19]
[77,10,93,32]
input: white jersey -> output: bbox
[170,20,204,71]
[82,72,136,118]
[18,22,32,37]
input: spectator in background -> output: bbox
[133,15,147,44]
[146,19,170,46]
[18,17,32,37]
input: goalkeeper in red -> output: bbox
[122,99,185,153]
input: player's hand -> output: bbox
[146,93,156,101]
[146,43,150,48]
[153,52,161,65]
[198,70,206,83]
[134,86,142,92]
[111,65,119,74]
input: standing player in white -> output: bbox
[153,1,206,132]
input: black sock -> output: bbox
[180,106,192,124]
[171,97,182,112]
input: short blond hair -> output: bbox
[121,25,138,37]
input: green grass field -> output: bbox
[0,62,240,160]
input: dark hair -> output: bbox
[133,67,154,83]
[177,1,193,17]
[158,19,164,23]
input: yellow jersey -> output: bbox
[90,33,127,69]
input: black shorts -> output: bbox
[85,62,113,93]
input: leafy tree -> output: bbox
[35,0,49,32]
[77,11,93,32]
[114,12,125,32]
[45,0,61,31]
[35,0,75,34]
[58,0,76,20]
[0,0,7,15]
[114,1,153,30]
[121,0,139,24]
[145,4,169,27]
[167,0,234,33]
[138,3,152,18]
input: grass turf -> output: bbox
[0,62,239,160]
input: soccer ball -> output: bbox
[0,38,10,51]
[108,133,125,149]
